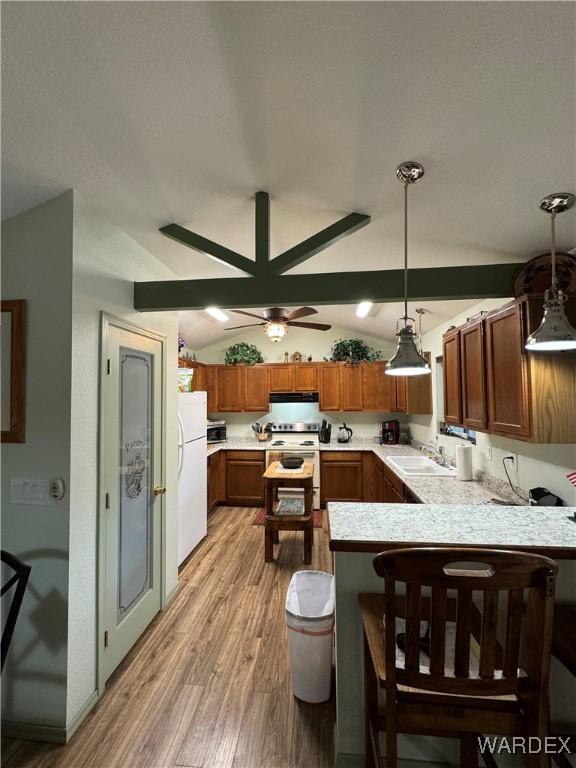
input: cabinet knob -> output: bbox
[153,484,166,496]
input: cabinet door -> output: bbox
[341,365,363,410]
[460,319,487,430]
[362,452,378,502]
[205,365,219,414]
[225,455,265,505]
[319,364,341,411]
[244,366,269,411]
[320,460,363,505]
[405,353,433,415]
[293,364,318,392]
[362,361,396,412]
[443,329,462,425]
[216,366,244,412]
[268,364,294,392]
[485,303,531,438]
[395,378,407,413]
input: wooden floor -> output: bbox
[3,507,335,768]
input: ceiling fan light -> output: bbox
[385,326,431,376]
[265,321,287,343]
[525,291,576,351]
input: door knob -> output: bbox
[154,484,166,496]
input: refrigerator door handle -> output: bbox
[178,413,185,479]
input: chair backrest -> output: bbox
[373,547,557,699]
[1,550,31,671]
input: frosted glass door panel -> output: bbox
[118,348,153,623]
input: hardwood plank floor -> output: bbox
[2,507,335,768]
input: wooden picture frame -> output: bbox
[1,300,26,443]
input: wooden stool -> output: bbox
[263,460,314,564]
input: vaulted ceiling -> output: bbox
[3,1,575,347]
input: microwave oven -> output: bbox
[207,420,227,443]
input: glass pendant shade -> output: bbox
[525,289,576,351]
[265,321,287,343]
[386,326,431,376]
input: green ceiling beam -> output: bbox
[159,223,259,277]
[255,191,270,270]
[134,262,521,312]
[269,212,370,275]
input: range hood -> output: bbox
[269,392,319,404]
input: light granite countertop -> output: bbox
[206,438,521,505]
[327,502,576,557]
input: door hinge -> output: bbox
[106,358,111,375]
[104,630,109,648]
[105,492,110,510]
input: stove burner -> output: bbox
[300,440,315,446]
[271,440,286,446]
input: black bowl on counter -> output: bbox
[280,455,304,470]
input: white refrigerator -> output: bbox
[177,391,207,565]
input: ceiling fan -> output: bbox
[224,307,331,342]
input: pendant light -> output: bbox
[525,192,576,351]
[385,161,431,377]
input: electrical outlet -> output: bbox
[505,453,518,472]
[486,446,493,462]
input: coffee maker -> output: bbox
[380,420,400,445]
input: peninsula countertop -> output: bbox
[327,502,576,559]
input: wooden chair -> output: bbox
[263,461,314,564]
[359,547,558,768]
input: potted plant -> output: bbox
[329,338,381,363]
[224,342,264,365]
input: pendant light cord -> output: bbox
[403,181,408,323]
[550,213,557,290]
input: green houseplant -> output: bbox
[329,338,381,363]
[224,342,264,365]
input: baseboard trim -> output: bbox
[65,689,99,741]
[2,690,100,745]
[164,581,181,607]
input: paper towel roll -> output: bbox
[456,444,473,481]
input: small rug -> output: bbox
[253,505,323,528]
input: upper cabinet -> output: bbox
[268,364,294,392]
[244,365,269,411]
[442,328,462,425]
[216,365,244,412]
[442,296,576,444]
[362,361,397,412]
[293,363,318,392]
[319,363,341,411]
[395,354,433,415]
[340,365,364,410]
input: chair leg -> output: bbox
[264,523,274,562]
[460,734,478,768]
[273,529,279,544]
[364,635,380,768]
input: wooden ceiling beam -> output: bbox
[134,262,521,312]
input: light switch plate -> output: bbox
[10,479,51,505]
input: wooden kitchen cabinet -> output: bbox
[340,365,363,410]
[319,364,341,411]
[395,353,433,415]
[268,364,294,392]
[485,302,531,439]
[293,363,318,392]
[216,366,244,412]
[320,452,363,505]
[460,317,488,430]
[442,328,462,425]
[362,361,396,412]
[243,365,269,411]
[225,450,265,506]
[207,450,225,511]
[204,365,219,413]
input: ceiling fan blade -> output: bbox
[287,321,332,331]
[231,310,265,320]
[286,306,318,321]
[224,323,266,330]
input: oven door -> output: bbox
[266,450,320,510]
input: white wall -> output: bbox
[409,299,576,505]
[67,193,179,724]
[1,191,180,735]
[1,192,74,729]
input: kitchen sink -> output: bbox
[387,456,456,477]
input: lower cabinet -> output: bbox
[225,450,265,506]
[207,450,225,511]
[374,456,407,503]
[320,452,364,505]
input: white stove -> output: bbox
[265,422,320,508]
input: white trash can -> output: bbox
[285,570,335,703]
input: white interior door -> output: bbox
[100,320,164,683]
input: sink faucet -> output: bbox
[422,443,447,467]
